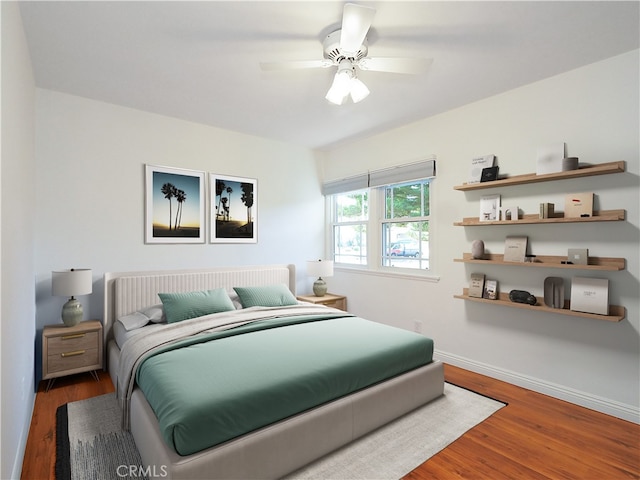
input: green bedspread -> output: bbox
[135,313,434,456]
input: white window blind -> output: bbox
[321,173,369,195]
[369,158,436,188]
[322,158,436,194]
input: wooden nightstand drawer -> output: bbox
[47,331,99,356]
[47,347,100,376]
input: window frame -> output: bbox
[327,177,437,280]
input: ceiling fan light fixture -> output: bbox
[350,77,370,103]
[325,69,352,105]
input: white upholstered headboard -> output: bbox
[103,264,295,348]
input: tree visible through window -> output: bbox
[332,190,368,265]
[330,178,432,271]
[382,179,431,270]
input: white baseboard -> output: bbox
[435,350,640,425]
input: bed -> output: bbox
[103,264,444,479]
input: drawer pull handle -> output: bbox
[61,333,85,340]
[61,350,85,358]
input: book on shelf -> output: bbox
[479,194,500,221]
[483,280,498,300]
[504,236,528,262]
[570,277,609,315]
[469,155,495,183]
[539,202,555,219]
[469,273,485,298]
[564,192,593,218]
[480,166,499,182]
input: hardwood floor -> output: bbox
[21,365,639,480]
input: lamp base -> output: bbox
[61,298,83,327]
[313,278,328,297]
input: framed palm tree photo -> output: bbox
[210,173,257,243]
[145,164,206,244]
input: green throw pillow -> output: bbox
[158,288,235,323]
[233,284,298,308]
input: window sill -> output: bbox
[334,265,440,283]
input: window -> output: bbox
[381,179,431,270]
[326,159,435,273]
[332,190,368,265]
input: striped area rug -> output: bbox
[56,383,504,480]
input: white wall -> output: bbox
[322,50,640,422]
[1,2,37,478]
[33,90,325,380]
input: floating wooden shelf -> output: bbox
[454,289,625,322]
[454,253,625,271]
[453,161,626,191]
[454,209,625,226]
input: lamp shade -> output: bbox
[307,260,334,279]
[52,269,93,297]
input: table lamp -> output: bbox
[52,268,93,327]
[307,260,334,297]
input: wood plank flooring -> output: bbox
[21,365,639,480]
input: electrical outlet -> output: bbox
[413,320,422,333]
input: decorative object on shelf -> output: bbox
[539,202,555,219]
[524,254,537,263]
[471,239,485,259]
[570,277,609,315]
[562,157,579,171]
[480,166,499,183]
[536,142,566,175]
[145,164,206,244]
[567,248,588,265]
[52,269,93,327]
[483,280,498,300]
[504,236,528,262]
[564,192,593,218]
[469,154,495,183]
[307,259,334,297]
[480,194,500,221]
[210,173,258,244]
[500,204,519,221]
[543,277,565,309]
[509,290,537,305]
[469,273,485,298]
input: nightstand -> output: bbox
[42,319,103,391]
[297,293,347,311]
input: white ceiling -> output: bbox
[19,1,639,151]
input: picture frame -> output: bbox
[145,164,206,244]
[479,194,501,222]
[210,173,257,243]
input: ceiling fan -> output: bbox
[260,3,431,105]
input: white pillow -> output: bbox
[228,291,243,309]
[118,304,165,331]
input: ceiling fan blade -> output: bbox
[340,3,376,54]
[358,57,433,74]
[260,60,333,71]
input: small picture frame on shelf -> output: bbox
[469,273,485,298]
[483,280,498,300]
[479,194,500,221]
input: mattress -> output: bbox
[135,313,434,456]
